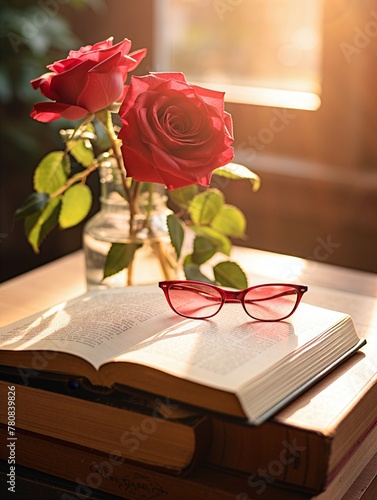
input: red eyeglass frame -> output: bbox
[159,280,308,321]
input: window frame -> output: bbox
[154,0,323,111]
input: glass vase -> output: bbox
[83,162,179,290]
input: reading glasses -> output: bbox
[159,280,308,321]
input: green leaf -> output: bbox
[167,214,185,259]
[168,185,199,209]
[213,261,248,289]
[213,163,261,192]
[59,184,93,229]
[103,243,142,279]
[14,192,49,221]
[191,235,217,265]
[34,151,70,194]
[189,189,224,226]
[192,226,231,256]
[183,264,215,284]
[211,205,246,238]
[69,139,94,167]
[25,197,61,253]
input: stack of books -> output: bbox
[0,285,375,499]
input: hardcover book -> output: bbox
[0,362,375,492]
[1,423,376,500]
[0,374,209,474]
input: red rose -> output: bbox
[30,38,147,123]
[118,72,234,189]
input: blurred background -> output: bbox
[1,0,376,282]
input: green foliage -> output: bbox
[14,192,49,221]
[211,205,246,238]
[213,261,248,289]
[59,184,92,229]
[168,185,199,209]
[183,264,216,284]
[166,163,260,288]
[167,214,184,260]
[93,160,257,287]
[34,152,69,194]
[104,243,142,280]
[15,116,104,252]
[191,226,231,256]
[213,162,261,191]
[68,139,95,167]
[25,197,61,253]
[14,98,259,288]
[191,236,217,265]
[189,189,224,226]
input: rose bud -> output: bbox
[30,38,147,123]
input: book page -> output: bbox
[0,286,352,393]
[110,297,350,392]
[276,286,377,428]
[0,287,184,369]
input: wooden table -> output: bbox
[0,247,376,499]
[1,247,376,327]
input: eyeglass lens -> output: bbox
[167,283,223,319]
[243,285,299,321]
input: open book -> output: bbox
[0,286,366,424]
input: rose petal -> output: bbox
[31,72,58,101]
[49,59,94,105]
[89,50,123,74]
[91,38,131,56]
[68,38,115,58]
[121,145,166,185]
[84,37,115,51]
[120,75,158,117]
[122,144,200,190]
[223,111,234,139]
[148,144,212,187]
[47,58,82,74]
[74,51,126,112]
[47,39,143,75]
[124,48,148,72]
[118,84,129,103]
[150,72,188,84]
[30,102,89,122]
[192,84,226,116]
[68,38,132,63]
[77,70,124,113]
